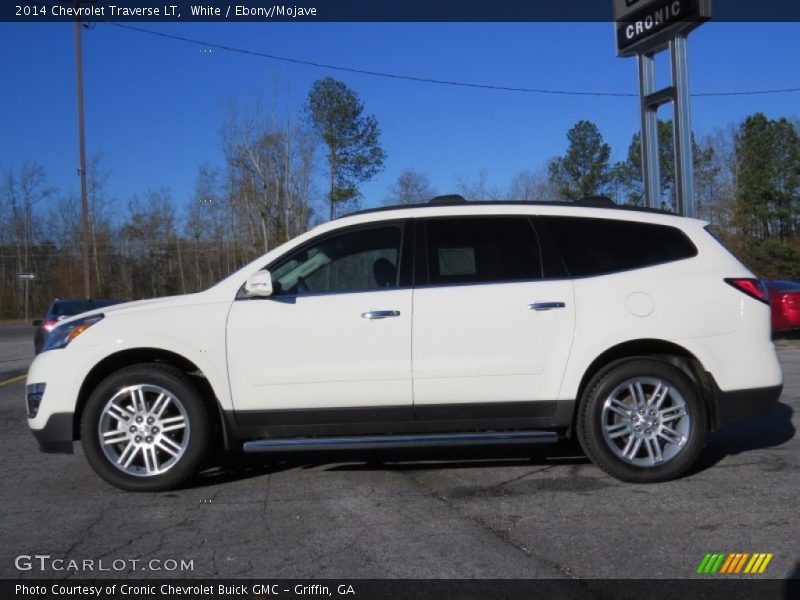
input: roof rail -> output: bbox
[574,195,616,208]
[429,194,467,205]
[340,199,675,219]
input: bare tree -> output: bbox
[221,96,316,262]
[384,169,436,206]
[507,166,560,202]
[185,164,225,291]
[456,168,502,201]
[86,154,115,295]
[0,164,55,317]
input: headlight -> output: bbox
[42,314,104,352]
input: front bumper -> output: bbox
[26,345,105,453]
[712,383,783,429]
[31,412,74,453]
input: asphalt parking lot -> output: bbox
[1,324,798,581]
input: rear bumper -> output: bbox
[30,413,74,454]
[712,384,783,430]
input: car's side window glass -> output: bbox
[424,217,541,285]
[540,216,698,277]
[270,225,402,295]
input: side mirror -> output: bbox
[245,269,274,297]
[32,320,42,327]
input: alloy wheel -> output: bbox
[98,384,190,477]
[600,377,691,467]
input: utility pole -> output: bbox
[73,0,91,298]
[18,273,37,322]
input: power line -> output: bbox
[104,22,800,98]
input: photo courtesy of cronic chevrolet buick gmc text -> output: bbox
[25,197,783,491]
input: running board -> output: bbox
[242,430,559,452]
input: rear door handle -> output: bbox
[528,302,566,311]
[361,310,401,320]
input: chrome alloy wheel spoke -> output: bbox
[601,377,691,468]
[659,404,687,423]
[98,384,190,477]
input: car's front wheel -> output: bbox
[576,358,707,483]
[81,363,211,491]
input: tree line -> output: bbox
[0,77,385,319]
[386,114,800,280]
[2,75,799,319]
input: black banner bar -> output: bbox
[4,579,800,600]
[5,0,800,23]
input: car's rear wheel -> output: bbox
[81,363,211,491]
[576,358,707,483]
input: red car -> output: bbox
[765,280,800,333]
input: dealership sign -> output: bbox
[614,0,711,56]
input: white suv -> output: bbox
[25,198,783,491]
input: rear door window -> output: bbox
[423,217,542,285]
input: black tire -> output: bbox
[576,358,707,483]
[81,363,212,492]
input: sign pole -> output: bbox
[74,1,92,299]
[670,34,696,218]
[613,0,710,217]
[638,53,661,209]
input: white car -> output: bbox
[26,197,783,491]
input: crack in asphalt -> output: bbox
[496,465,558,488]
[402,468,579,579]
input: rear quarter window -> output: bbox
[539,216,697,277]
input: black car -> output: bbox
[33,298,123,354]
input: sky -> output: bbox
[1,21,800,221]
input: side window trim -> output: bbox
[530,216,570,280]
[414,218,429,287]
[398,218,414,288]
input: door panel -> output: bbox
[226,221,413,414]
[412,216,575,407]
[227,290,413,411]
[412,280,575,405]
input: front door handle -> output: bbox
[528,302,566,311]
[361,310,401,320]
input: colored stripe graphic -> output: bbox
[719,553,736,574]
[734,553,749,573]
[745,554,761,573]
[712,553,727,573]
[699,553,773,575]
[720,553,736,573]
[758,554,774,573]
[697,554,713,574]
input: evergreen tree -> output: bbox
[548,120,612,201]
[617,119,717,212]
[305,77,386,219]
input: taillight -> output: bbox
[43,319,60,332]
[724,278,770,304]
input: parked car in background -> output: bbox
[33,299,123,354]
[764,280,800,334]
